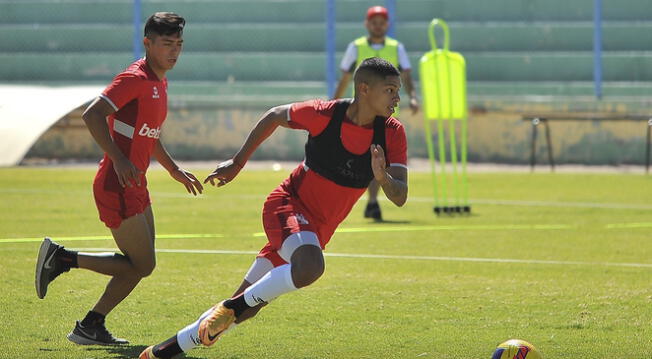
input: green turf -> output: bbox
[1,167,651,358]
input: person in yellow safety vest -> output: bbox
[333,5,418,221]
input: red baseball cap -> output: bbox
[366,6,388,20]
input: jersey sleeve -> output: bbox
[340,42,358,73]
[397,43,412,71]
[385,121,408,168]
[287,99,331,136]
[100,73,143,112]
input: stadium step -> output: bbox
[4,80,649,110]
[396,0,652,22]
[468,81,652,97]
[3,0,652,24]
[2,0,651,94]
[2,51,651,82]
[168,81,652,103]
[3,22,651,53]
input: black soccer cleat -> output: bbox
[67,320,129,345]
[364,202,382,221]
[35,237,71,299]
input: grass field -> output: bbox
[1,166,651,358]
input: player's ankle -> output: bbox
[80,310,105,327]
[153,335,184,358]
[223,294,251,317]
[58,248,79,268]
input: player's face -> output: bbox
[367,75,401,117]
[366,15,388,38]
[144,33,184,72]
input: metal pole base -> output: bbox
[434,206,472,216]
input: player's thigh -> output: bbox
[262,197,319,252]
[110,212,155,276]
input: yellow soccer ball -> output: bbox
[492,339,542,359]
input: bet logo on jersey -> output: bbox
[138,123,161,139]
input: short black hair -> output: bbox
[353,57,400,87]
[144,12,185,38]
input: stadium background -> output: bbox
[2,2,652,358]
[1,0,651,165]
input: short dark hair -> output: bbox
[144,12,185,38]
[353,57,400,87]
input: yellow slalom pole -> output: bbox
[420,18,470,215]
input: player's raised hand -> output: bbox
[204,159,243,187]
[370,144,387,181]
[112,156,144,188]
[170,168,203,195]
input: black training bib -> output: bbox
[304,99,387,189]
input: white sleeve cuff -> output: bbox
[390,163,408,169]
[99,94,118,112]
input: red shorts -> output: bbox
[258,191,334,267]
[93,182,151,229]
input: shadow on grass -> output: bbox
[83,344,203,359]
[369,211,480,223]
[370,219,412,224]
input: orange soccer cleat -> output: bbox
[138,345,159,359]
[197,301,236,346]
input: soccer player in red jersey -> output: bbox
[139,57,408,359]
[34,12,203,345]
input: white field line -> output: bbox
[3,220,652,243]
[72,247,652,269]
[0,234,223,243]
[406,196,652,210]
[3,187,651,210]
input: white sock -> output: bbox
[243,263,297,307]
[176,307,237,352]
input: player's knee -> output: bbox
[291,246,325,288]
[139,262,156,278]
[292,264,324,288]
[133,258,156,278]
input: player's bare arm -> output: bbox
[153,140,203,195]
[204,104,291,187]
[400,69,419,114]
[371,144,407,206]
[82,97,143,188]
[332,70,352,99]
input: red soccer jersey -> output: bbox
[280,98,408,229]
[95,58,167,192]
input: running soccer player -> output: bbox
[139,57,408,359]
[333,5,418,221]
[34,12,202,345]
